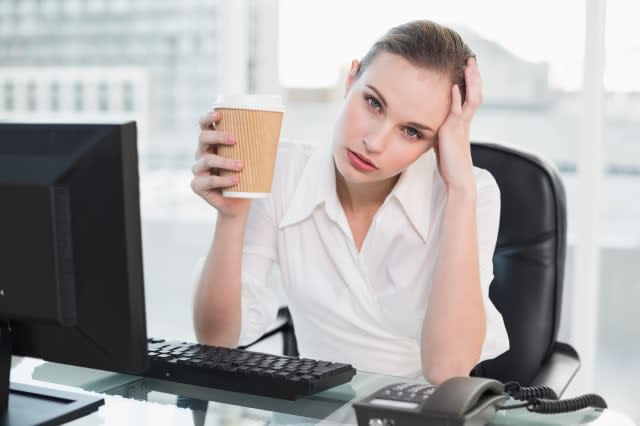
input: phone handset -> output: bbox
[353,377,508,426]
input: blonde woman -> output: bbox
[190,20,509,383]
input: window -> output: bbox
[122,81,134,111]
[49,81,60,111]
[3,82,15,110]
[98,81,109,111]
[592,1,640,421]
[26,81,37,111]
[73,81,84,111]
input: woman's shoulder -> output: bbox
[471,166,501,211]
[266,139,316,217]
[431,165,500,201]
[275,138,315,162]
[272,139,315,183]
[472,166,500,195]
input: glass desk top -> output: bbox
[9,356,637,426]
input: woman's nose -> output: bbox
[363,125,390,153]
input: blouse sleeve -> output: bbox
[236,197,281,346]
[475,168,510,362]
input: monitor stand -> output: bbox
[1,324,105,426]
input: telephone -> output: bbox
[353,377,609,426]
[353,377,507,426]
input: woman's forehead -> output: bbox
[358,52,452,128]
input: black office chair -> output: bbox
[243,141,579,396]
[466,141,579,396]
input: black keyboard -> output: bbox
[144,338,357,400]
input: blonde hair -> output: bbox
[356,20,474,102]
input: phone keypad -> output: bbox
[378,383,438,403]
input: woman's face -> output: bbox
[332,52,452,185]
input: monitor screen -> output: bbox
[0,121,148,425]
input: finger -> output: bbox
[450,84,463,117]
[190,174,239,194]
[196,130,236,158]
[198,111,221,130]
[191,154,243,175]
[199,130,236,147]
[463,57,483,116]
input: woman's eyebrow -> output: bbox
[406,121,435,133]
[366,84,388,109]
[366,84,436,133]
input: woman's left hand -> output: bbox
[434,57,483,195]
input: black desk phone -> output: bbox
[353,376,609,426]
[353,377,507,426]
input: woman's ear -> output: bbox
[344,59,360,97]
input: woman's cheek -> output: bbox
[343,100,368,137]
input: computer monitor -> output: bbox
[0,122,148,425]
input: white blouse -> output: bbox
[206,139,509,378]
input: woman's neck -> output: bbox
[335,166,399,214]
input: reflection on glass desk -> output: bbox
[10,356,637,426]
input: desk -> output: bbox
[9,357,637,426]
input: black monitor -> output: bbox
[0,122,148,425]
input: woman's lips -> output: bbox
[347,149,377,172]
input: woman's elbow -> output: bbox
[422,356,479,385]
[194,328,239,348]
[193,314,240,348]
[423,366,464,385]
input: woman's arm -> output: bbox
[420,57,486,384]
[190,110,253,347]
[192,110,282,348]
[193,213,249,347]
[420,187,485,384]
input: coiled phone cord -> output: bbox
[527,394,608,413]
[504,381,558,401]
[501,382,607,413]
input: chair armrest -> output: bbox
[530,342,580,397]
[238,307,295,352]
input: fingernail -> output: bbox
[235,161,243,170]
[226,134,235,143]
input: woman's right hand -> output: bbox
[191,111,252,219]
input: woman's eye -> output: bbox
[366,96,382,111]
[404,127,421,139]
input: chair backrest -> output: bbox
[469,141,567,386]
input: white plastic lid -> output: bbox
[222,190,270,199]
[213,94,285,112]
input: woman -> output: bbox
[190,20,509,384]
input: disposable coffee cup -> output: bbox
[213,94,285,198]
